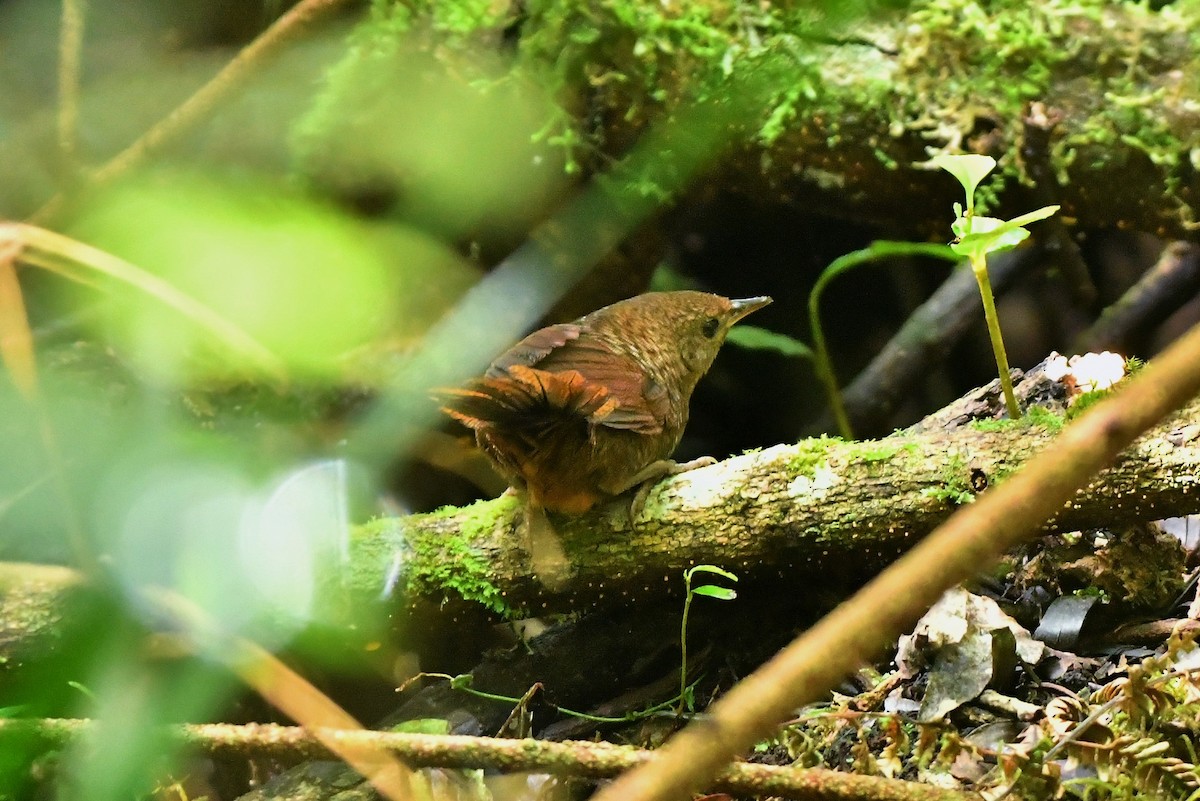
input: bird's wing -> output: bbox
[445,325,667,436]
[485,324,582,376]
[440,366,617,434]
[534,338,667,434]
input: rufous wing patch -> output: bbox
[535,339,664,435]
[485,324,582,377]
[440,323,665,435]
[439,365,616,429]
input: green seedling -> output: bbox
[932,154,1059,418]
[403,570,738,723]
[679,564,738,714]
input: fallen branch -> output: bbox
[354,365,1200,617]
[6,361,1200,646]
[815,247,1037,436]
[0,717,980,801]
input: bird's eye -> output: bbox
[701,317,720,338]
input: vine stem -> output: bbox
[57,0,86,168]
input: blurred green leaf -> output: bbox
[295,46,565,241]
[726,325,813,360]
[391,718,452,735]
[66,171,471,383]
[8,222,285,381]
[0,242,36,399]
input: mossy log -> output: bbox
[352,377,1200,620]
[5,370,1200,659]
[303,0,1200,243]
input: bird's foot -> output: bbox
[667,456,718,474]
[624,456,719,525]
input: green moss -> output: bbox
[987,460,1019,488]
[921,452,974,506]
[1073,585,1110,604]
[426,502,471,519]
[293,0,886,190]
[1065,388,1111,422]
[787,435,843,477]
[1025,405,1065,432]
[835,440,917,481]
[404,496,520,617]
[897,0,1199,219]
[970,416,1021,433]
[848,440,914,462]
[293,0,1200,233]
[899,1,1090,138]
[785,436,916,481]
[968,405,1064,433]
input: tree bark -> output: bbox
[5,365,1200,655]
[352,369,1200,619]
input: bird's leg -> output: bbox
[619,456,719,524]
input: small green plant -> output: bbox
[410,671,689,724]
[405,566,742,726]
[1064,389,1110,422]
[808,241,959,438]
[720,239,955,438]
[932,154,1059,418]
[920,452,975,506]
[729,241,960,440]
[679,564,738,714]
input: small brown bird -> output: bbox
[439,291,771,517]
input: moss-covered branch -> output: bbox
[5,365,1200,658]
[0,717,980,801]
[351,378,1200,619]
[300,0,1200,242]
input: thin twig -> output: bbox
[1073,241,1200,354]
[146,589,417,801]
[0,717,981,801]
[57,0,86,168]
[32,0,356,224]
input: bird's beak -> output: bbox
[728,296,772,323]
